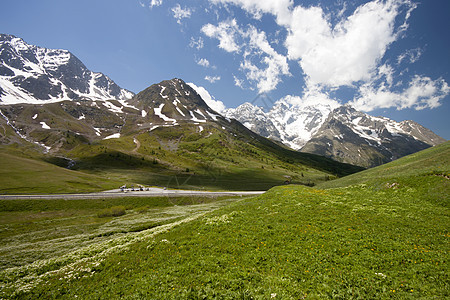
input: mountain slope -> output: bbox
[316,140,450,189]
[0,34,133,104]
[0,78,363,192]
[226,100,445,168]
[0,150,124,194]
[224,97,338,149]
[301,106,446,168]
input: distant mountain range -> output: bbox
[225,101,445,168]
[0,34,133,104]
[0,33,445,169]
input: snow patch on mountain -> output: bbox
[225,96,340,150]
[0,34,134,104]
[154,104,176,123]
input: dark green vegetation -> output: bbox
[1,142,447,299]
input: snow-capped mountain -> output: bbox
[224,97,339,150]
[0,34,133,104]
[0,78,234,152]
[300,106,446,167]
[128,78,227,130]
[225,100,445,167]
[224,102,281,142]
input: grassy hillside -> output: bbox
[1,100,363,193]
[317,141,449,189]
[2,139,448,298]
[62,122,362,191]
[0,149,124,194]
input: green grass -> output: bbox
[1,142,448,298]
[0,195,241,272]
[316,141,450,190]
[0,150,124,194]
[61,123,362,191]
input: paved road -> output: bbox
[0,187,265,200]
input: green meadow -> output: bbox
[0,142,448,298]
[0,121,362,194]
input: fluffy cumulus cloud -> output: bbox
[171,4,192,24]
[201,19,241,52]
[350,76,450,111]
[205,0,449,111]
[141,0,448,112]
[240,26,290,93]
[285,1,413,87]
[214,0,414,88]
[350,75,450,111]
[202,21,289,93]
[187,82,227,113]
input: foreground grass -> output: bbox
[0,196,240,272]
[2,174,448,298]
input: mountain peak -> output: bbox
[301,106,446,167]
[0,33,134,104]
[129,79,223,126]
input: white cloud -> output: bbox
[150,0,163,8]
[210,0,293,23]
[205,75,221,83]
[212,1,415,88]
[284,1,415,88]
[187,82,227,113]
[201,19,241,52]
[350,76,450,112]
[171,4,192,24]
[189,37,204,50]
[197,58,210,67]
[397,48,423,65]
[377,64,395,87]
[240,26,290,93]
[202,20,289,93]
[282,89,341,109]
[233,75,244,89]
[208,0,444,113]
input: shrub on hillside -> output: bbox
[97,206,126,218]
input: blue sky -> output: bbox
[1,0,449,138]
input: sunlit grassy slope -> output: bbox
[3,141,448,298]
[0,149,123,194]
[0,121,363,193]
[316,141,449,190]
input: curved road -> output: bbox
[0,187,265,200]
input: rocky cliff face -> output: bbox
[300,106,446,167]
[225,100,445,168]
[0,34,133,104]
[224,98,339,150]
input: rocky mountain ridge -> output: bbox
[300,106,446,167]
[0,34,133,104]
[226,101,445,168]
